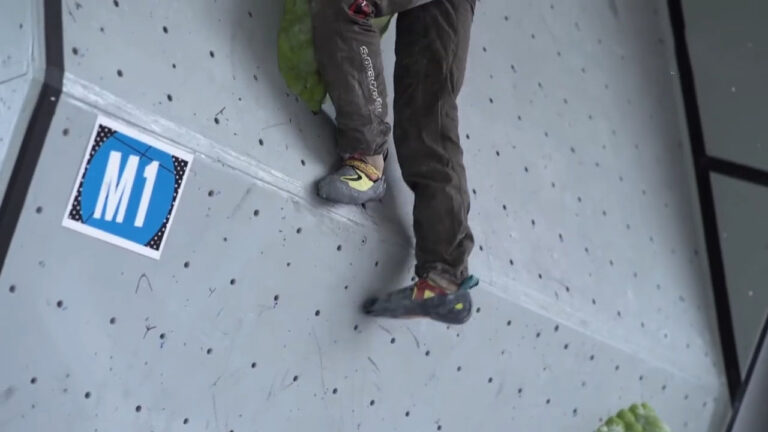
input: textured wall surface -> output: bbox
[1,1,729,431]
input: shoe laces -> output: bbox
[344,158,381,181]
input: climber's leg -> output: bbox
[363,0,479,324]
[394,0,476,284]
[312,0,431,204]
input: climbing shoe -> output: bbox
[317,158,386,204]
[362,275,479,325]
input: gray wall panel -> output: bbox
[711,173,768,375]
[682,0,768,170]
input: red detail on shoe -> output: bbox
[412,279,447,301]
[348,0,374,19]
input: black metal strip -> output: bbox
[725,312,768,431]
[0,0,64,274]
[667,0,742,401]
[705,156,768,188]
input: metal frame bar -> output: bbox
[668,0,768,407]
[0,0,63,273]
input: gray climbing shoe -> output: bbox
[363,275,480,325]
[317,158,386,204]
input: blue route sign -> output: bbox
[63,116,193,259]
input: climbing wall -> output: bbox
[1,1,730,431]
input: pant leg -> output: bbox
[311,0,430,157]
[392,0,476,284]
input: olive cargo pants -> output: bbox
[311,0,476,284]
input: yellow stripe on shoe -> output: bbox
[340,168,375,192]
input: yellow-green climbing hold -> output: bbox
[278,0,326,112]
[595,403,671,432]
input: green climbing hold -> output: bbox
[595,403,671,432]
[278,0,326,112]
[278,0,392,112]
